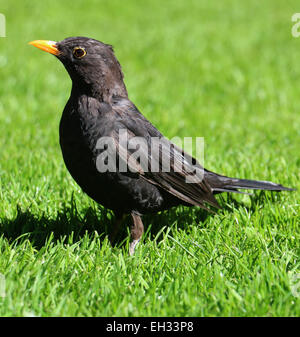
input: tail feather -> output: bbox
[205,170,295,193]
[212,187,252,195]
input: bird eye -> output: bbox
[73,47,86,59]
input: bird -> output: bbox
[29,37,294,255]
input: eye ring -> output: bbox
[73,47,86,59]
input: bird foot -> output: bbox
[129,239,140,256]
[129,212,144,255]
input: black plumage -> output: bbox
[29,37,294,254]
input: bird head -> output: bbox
[29,37,127,101]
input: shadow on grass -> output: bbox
[0,204,112,249]
[0,190,278,249]
[0,204,212,250]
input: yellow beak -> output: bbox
[29,40,60,56]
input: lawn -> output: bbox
[0,0,299,316]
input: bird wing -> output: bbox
[110,100,220,211]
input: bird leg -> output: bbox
[109,212,125,246]
[129,212,144,255]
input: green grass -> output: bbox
[0,0,299,316]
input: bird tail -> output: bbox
[204,169,295,194]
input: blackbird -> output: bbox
[29,37,294,254]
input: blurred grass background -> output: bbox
[0,0,299,316]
